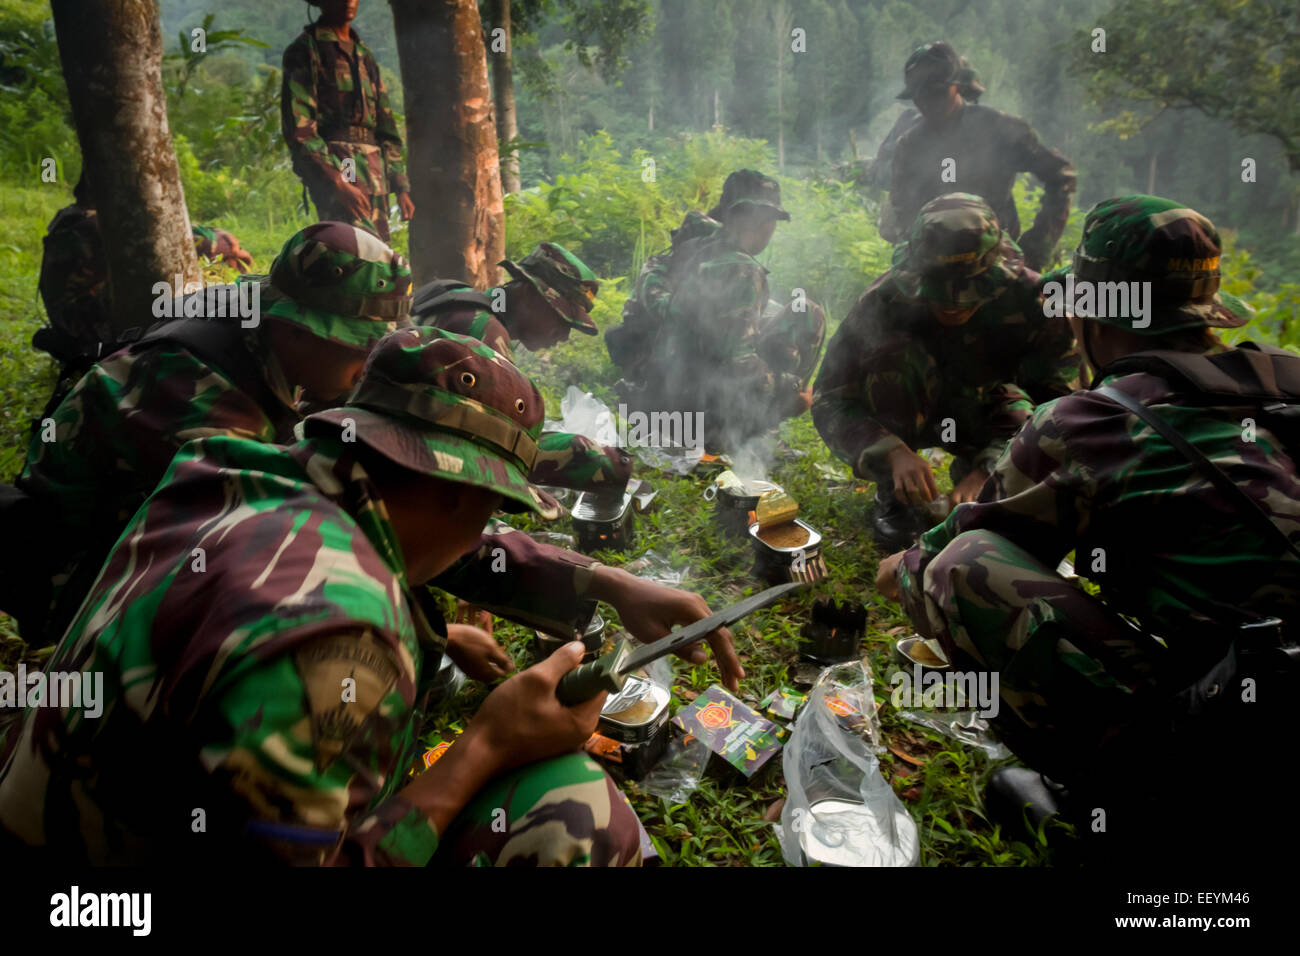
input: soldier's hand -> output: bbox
[951,467,990,506]
[336,178,373,220]
[472,642,606,771]
[589,566,744,692]
[875,551,905,602]
[446,623,514,683]
[887,446,939,505]
[397,192,415,221]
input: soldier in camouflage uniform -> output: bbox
[876,196,1300,860]
[813,194,1078,550]
[882,42,1076,272]
[624,170,825,453]
[412,243,633,496]
[21,222,744,686]
[0,327,643,866]
[281,0,413,241]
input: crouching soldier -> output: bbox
[875,196,1300,862]
[411,242,633,497]
[813,193,1077,550]
[0,328,646,866]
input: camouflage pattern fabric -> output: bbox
[499,242,601,336]
[254,221,413,350]
[432,753,641,866]
[891,193,1026,308]
[883,104,1076,271]
[37,203,112,358]
[894,362,1300,777]
[634,210,722,329]
[813,253,1076,480]
[0,435,639,866]
[192,225,254,273]
[281,23,409,239]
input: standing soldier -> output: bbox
[875,196,1300,862]
[882,41,1076,271]
[410,242,633,496]
[281,0,414,240]
[813,194,1077,550]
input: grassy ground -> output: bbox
[0,184,1074,867]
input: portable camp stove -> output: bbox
[571,488,636,552]
[799,597,867,665]
[748,518,828,585]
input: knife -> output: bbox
[555,581,806,705]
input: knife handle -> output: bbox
[556,640,631,705]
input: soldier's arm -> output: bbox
[880,132,918,244]
[635,253,676,326]
[1009,116,1077,270]
[897,399,1088,607]
[1017,293,1081,403]
[811,295,911,476]
[280,38,339,185]
[529,433,633,494]
[372,59,409,195]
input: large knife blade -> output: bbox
[555,581,805,705]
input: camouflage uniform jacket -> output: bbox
[884,105,1076,268]
[898,359,1300,647]
[813,268,1077,476]
[0,435,449,865]
[281,24,409,201]
[20,322,602,643]
[635,211,722,327]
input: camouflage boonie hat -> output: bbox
[891,193,1025,308]
[500,242,600,336]
[897,41,961,101]
[305,327,549,514]
[711,169,791,222]
[1048,195,1252,334]
[245,221,413,350]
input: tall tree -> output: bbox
[489,0,521,194]
[390,0,504,286]
[49,0,199,338]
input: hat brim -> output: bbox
[250,276,404,350]
[725,199,791,222]
[1040,270,1254,333]
[303,406,547,515]
[500,260,599,335]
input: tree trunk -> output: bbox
[50,0,199,339]
[1145,151,1158,194]
[390,0,503,287]
[490,0,521,195]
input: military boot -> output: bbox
[986,767,1065,838]
[871,478,923,551]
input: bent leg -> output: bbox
[430,753,642,867]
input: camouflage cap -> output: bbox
[891,193,1025,308]
[897,41,961,101]
[709,169,791,222]
[500,242,600,336]
[304,326,550,514]
[1053,195,1252,334]
[246,221,413,350]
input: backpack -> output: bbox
[411,279,494,321]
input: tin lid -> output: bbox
[799,798,919,867]
[572,490,634,522]
[599,675,669,732]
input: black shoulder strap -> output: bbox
[137,314,298,439]
[1094,383,1300,563]
[411,279,493,317]
[1105,344,1300,404]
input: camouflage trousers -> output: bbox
[901,529,1161,788]
[856,345,1035,480]
[308,185,390,243]
[902,529,1284,860]
[430,753,643,866]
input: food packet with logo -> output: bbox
[777,665,919,867]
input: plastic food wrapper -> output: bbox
[622,549,687,588]
[672,685,784,778]
[544,386,619,446]
[638,728,711,803]
[637,442,705,476]
[526,530,577,550]
[894,705,1011,759]
[777,665,919,867]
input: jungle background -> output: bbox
[1,0,1297,865]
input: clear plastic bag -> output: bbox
[894,706,1011,759]
[777,664,919,867]
[639,728,710,803]
[544,386,619,446]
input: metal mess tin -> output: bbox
[591,675,671,778]
[535,611,606,664]
[894,635,951,671]
[571,489,636,552]
[748,519,828,585]
[798,798,919,867]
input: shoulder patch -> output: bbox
[294,629,401,773]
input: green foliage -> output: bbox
[0,5,77,182]
[1220,234,1300,351]
[165,11,269,101]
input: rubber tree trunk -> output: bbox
[50,0,199,338]
[490,0,521,195]
[390,0,504,287]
